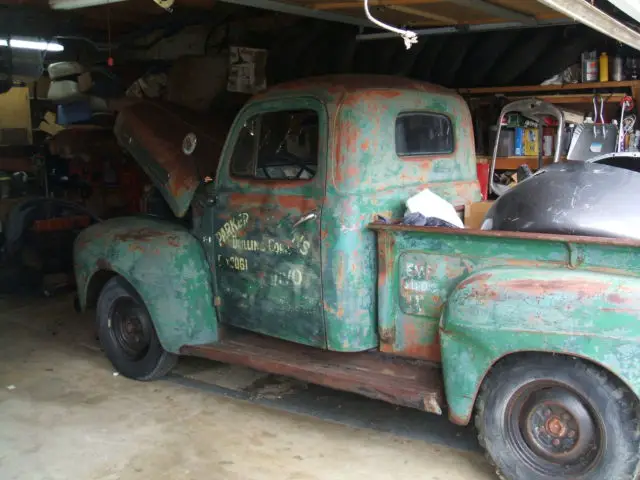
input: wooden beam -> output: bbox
[538,0,640,51]
[507,93,625,104]
[386,4,458,24]
[313,0,441,10]
[459,80,640,95]
[444,0,537,25]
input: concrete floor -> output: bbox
[0,294,496,480]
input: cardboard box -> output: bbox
[523,128,539,156]
[227,46,267,94]
[464,201,494,229]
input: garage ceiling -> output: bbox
[271,0,565,28]
[2,0,571,34]
[0,0,638,89]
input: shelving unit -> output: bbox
[461,80,640,170]
[459,80,640,96]
[475,155,566,170]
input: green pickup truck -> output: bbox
[74,76,640,480]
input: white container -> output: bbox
[47,80,84,102]
[47,62,84,80]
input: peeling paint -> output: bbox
[74,217,217,353]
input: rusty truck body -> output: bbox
[74,76,640,480]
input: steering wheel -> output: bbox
[259,151,315,179]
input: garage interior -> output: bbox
[2,1,640,479]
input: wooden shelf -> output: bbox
[476,155,563,170]
[469,93,626,106]
[459,80,640,95]
[505,93,622,104]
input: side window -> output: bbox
[230,109,319,180]
[395,112,454,156]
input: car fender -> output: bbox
[74,216,217,353]
[440,267,640,425]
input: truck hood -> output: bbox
[114,100,230,217]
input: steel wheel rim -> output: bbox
[505,381,603,476]
[109,297,152,361]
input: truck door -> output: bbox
[212,97,327,348]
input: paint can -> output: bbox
[582,51,598,82]
[613,56,625,81]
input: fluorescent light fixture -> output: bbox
[0,39,64,52]
[49,0,128,10]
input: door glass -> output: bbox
[230,109,318,180]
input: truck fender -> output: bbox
[440,267,640,425]
[74,216,218,353]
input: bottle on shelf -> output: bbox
[582,51,598,82]
[600,52,609,82]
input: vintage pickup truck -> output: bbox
[74,76,640,480]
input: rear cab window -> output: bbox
[395,112,454,157]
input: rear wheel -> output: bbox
[476,355,640,480]
[97,277,177,380]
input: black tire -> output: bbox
[96,276,177,381]
[476,355,640,480]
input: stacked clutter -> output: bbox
[46,62,115,125]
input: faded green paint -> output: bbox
[73,75,640,433]
[442,267,640,424]
[319,80,480,351]
[321,180,480,352]
[206,77,480,351]
[211,96,327,347]
[372,225,640,424]
[74,216,217,353]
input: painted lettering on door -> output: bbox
[215,213,249,246]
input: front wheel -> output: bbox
[476,355,640,480]
[97,277,177,380]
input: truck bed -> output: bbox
[369,223,640,362]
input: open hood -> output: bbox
[114,100,230,218]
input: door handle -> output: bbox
[293,211,317,228]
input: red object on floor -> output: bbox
[476,163,489,200]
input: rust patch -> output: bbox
[456,272,492,291]
[113,227,166,242]
[181,328,446,415]
[368,222,640,248]
[335,254,346,291]
[96,258,112,270]
[227,193,318,212]
[399,323,442,362]
[498,279,609,298]
[608,293,627,304]
[379,325,396,344]
[377,232,395,287]
[128,244,145,253]
[115,100,228,201]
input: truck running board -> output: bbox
[181,331,445,415]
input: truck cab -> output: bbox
[201,76,479,351]
[74,75,640,480]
